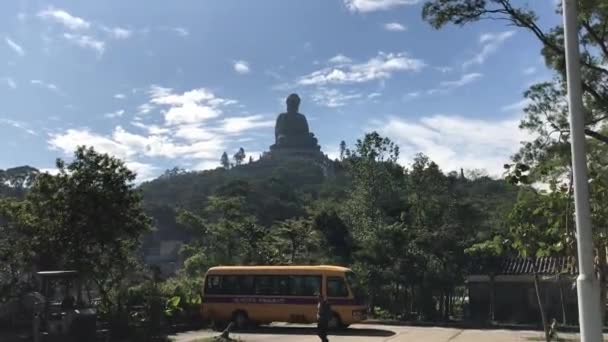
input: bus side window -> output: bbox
[205,275,221,295]
[238,275,255,295]
[254,276,274,295]
[295,276,320,296]
[327,277,349,297]
[276,276,290,295]
[222,275,238,295]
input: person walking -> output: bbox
[317,294,331,342]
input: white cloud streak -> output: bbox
[384,22,407,31]
[328,54,352,64]
[0,118,37,135]
[3,77,17,89]
[372,114,530,176]
[5,37,25,56]
[311,88,363,107]
[463,31,515,68]
[233,60,251,74]
[37,7,90,30]
[299,52,425,86]
[345,0,420,12]
[63,33,105,55]
[439,73,483,88]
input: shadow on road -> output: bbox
[234,326,395,337]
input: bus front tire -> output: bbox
[232,311,249,330]
[328,312,343,330]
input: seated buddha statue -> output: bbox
[272,94,320,151]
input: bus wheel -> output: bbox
[232,311,249,330]
[328,312,343,330]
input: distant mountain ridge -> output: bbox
[0,166,40,198]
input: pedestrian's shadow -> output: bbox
[236,326,395,337]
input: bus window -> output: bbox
[238,275,255,295]
[276,276,290,295]
[222,275,239,294]
[205,275,222,294]
[254,276,275,295]
[327,277,349,297]
[290,275,321,296]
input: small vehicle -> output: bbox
[201,265,368,330]
[32,270,98,342]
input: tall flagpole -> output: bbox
[562,0,603,340]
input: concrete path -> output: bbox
[170,323,603,341]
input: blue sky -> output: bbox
[1,0,561,180]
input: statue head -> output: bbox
[286,93,300,114]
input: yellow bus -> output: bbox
[201,265,367,329]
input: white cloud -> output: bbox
[137,103,154,114]
[0,118,37,135]
[345,0,420,12]
[439,73,483,88]
[130,122,171,135]
[328,54,352,64]
[3,77,16,89]
[311,88,362,107]
[104,27,132,40]
[299,51,425,86]
[384,22,407,31]
[463,31,515,68]
[37,7,90,30]
[233,60,251,74]
[114,93,126,99]
[104,109,125,118]
[174,124,217,141]
[31,79,60,93]
[146,86,235,125]
[173,27,189,37]
[5,37,25,56]
[372,114,530,176]
[523,67,537,75]
[501,98,532,112]
[125,161,159,182]
[368,92,381,99]
[217,115,274,134]
[435,66,452,73]
[63,33,105,55]
[407,91,421,97]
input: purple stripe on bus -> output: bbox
[202,296,360,306]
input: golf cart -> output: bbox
[32,270,98,342]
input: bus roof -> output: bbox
[206,265,351,273]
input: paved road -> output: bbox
[171,323,601,341]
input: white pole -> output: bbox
[562,0,603,340]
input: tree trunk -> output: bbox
[440,291,445,321]
[598,243,607,324]
[533,272,550,342]
[558,274,567,325]
[489,274,496,322]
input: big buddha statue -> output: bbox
[269,94,322,156]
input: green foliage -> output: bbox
[220,152,230,169]
[0,146,152,315]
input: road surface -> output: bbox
[171,323,603,341]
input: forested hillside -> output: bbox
[137,133,520,319]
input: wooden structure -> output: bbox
[466,257,579,324]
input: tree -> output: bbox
[339,140,346,161]
[249,156,253,164]
[422,0,608,154]
[233,147,246,166]
[275,218,319,263]
[220,152,230,169]
[23,146,151,312]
